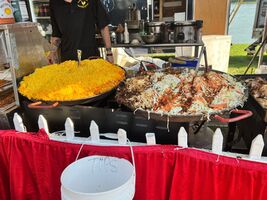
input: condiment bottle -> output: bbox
[34,5,39,16]
[39,4,44,16]
[124,23,129,44]
[111,31,117,44]
[44,4,48,16]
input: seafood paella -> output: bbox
[245,77,267,109]
[116,68,247,115]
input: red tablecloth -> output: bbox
[0,129,267,200]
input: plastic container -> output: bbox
[169,56,198,68]
[255,65,267,74]
[61,155,135,200]
[201,35,231,73]
[0,0,15,24]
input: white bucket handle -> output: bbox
[75,133,136,180]
[99,133,136,178]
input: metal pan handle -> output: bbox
[28,101,59,109]
[214,110,253,123]
[88,56,100,60]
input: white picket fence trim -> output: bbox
[146,133,156,145]
[38,115,49,134]
[212,128,223,155]
[13,113,26,132]
[89,120,100,142]
[12,113,267,163]
[118,129,127,145]
[178,127,188,148]
[249,134,265,160]
[65,118,75,140]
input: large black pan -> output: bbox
[19,58,125,109]
[116,68,252,123]
[24,86,119,109]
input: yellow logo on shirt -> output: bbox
[77,0,89,8]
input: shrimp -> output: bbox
[205,72,228,92]
[192,76,210,95]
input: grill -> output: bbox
[15,70,252,145]
[20,94,189,144]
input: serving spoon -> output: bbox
[77,49,82,66]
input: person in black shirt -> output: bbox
[49,0,113,63]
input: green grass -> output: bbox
[228,44,267,75]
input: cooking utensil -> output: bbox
[116,68,252,123]
[141,34,161,44]
[161,22,172,43]
[77,49,82,66]
[143,21,165,43]
[146,21,165,34]
[173,21,201,43]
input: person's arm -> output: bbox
[49,0,61,39]
[101,26,111,49]
[48,0,62,63]
[100,26,113,63]
[50,37,61,48]
[95,0,113,63]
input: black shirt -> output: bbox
[49,0,110,61]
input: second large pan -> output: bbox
[116,68,252,123]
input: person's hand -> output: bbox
[47,50,59,64]
[106,48,114,63]
[48,37,61,64]
[106,54,114,64]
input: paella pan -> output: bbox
[18,59,125,108]
[116,68,252,123]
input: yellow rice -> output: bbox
[18,59,125,101]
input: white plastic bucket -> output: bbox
[61,155,135,200]
[201,35,232,73]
